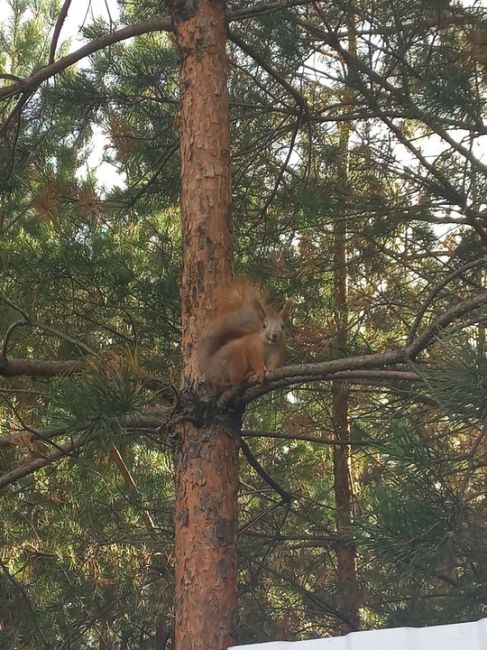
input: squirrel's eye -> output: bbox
[263,322,267,329]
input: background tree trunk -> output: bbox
[167,1,239,649]
[331,202,359,632]
[331,3,360,633]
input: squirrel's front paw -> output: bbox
[255,368,267,383]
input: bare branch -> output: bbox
[229,30,308,111]
[1,320,29,359]
[230,0,316,21]
[49,0,73,64]
[0,357,81,377]
[406,292,487,358]
[0,431,95,491]
[0,292,29,319]
[408,257,487,345]
[241,439,293,502]
[109,441,157,532]
[242,429,376,446]
[0,558,49,648]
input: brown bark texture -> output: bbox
[167,1,239,649]
[331,208,359,632]
[0,357,80,377]
[332,382,359,633]
[173,0,233,373]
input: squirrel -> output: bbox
[197,280,294,389]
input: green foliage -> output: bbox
[420,341,487,422]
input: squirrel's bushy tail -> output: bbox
[197,280,265,377]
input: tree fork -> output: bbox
[167,1,239,648]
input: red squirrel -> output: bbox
[197,280,294,389]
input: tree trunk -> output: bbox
[167,1,239,649]
[331,3,360,632]
[331,199,359,632]
[331,382,359,634]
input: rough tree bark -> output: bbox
[167,1,239,649]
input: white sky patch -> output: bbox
[75,124,126,191]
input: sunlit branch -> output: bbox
[0,0,315,102]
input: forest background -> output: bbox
[0,0,486,648]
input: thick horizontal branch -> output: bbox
[0,432,94,490]
[242,369,421,402]
[0,409,168,491]
[242,429,376,446]
[0,358,81,377]
[0,357,170,393]
[237,353,408,403]
[238,292,487,403]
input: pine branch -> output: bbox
[0,431,96,490]
[241,438,293,502]
[296,19,487,243]
[229,30,308,111]
[48,0,73,64]
[0,17,173,101]
[0,357,81,377]
[0,0,315,102]
[242,429,377,446]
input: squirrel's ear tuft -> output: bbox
[281,299,295,321]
